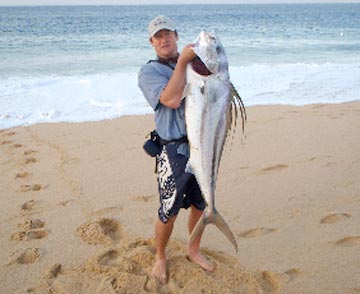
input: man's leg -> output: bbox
[152,215,177,284]
[187,205,216,272]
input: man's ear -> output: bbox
[149,37,153,45]
[175,31,179,41]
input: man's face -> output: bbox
[150,30,178,59]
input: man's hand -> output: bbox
[178,43,197,65]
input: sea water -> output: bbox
[1,4,359,129]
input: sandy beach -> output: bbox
[0,102,359,294]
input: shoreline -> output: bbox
[1,102,359,293]
[2,100,360,131]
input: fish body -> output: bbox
[185,31,245,252]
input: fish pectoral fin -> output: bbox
[182,83,190,99]
[189,209,238,253]
[185,162,194,174]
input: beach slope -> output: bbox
[0,102,359,294]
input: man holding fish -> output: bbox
[138,15,216,284]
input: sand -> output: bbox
[0,102,359,294]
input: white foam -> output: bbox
[1,63,359,129]
[0,73,151,129]
[230,63,360,106]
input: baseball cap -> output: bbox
[148,15,176,37]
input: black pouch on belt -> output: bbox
[143,130,161,157]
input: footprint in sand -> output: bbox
[11,229,48,241]
[320,213,351,224]
[97,249,123,267]
[45,263,62,279]
[89,206,123,217]
[8,248,40,265]
[17,184,44,192]
[21,199,41,217]
[24,149,36,156]
[285,110,299,114]
[19,219,45,230]
[277,268,303,285]
[24,157,37,164]
[15,172,31,179]
[91,239,154,273]
[12,218,47,241]
[90,248,151,293]
[76,218,125,246]
[325,161,337,167]
[132,195,156,203]
[29,237,283,294]
[335,236,360,247]
[21,200,36,211]
[10,143,23,149]
[58,199,75,206]
[4,131,16,137]
[1,140,13,145]
[239,227,277,238]
[256,164,288,175]
[283,268,303,283]
[258,271,282,294]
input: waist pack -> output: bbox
[143,130,188,157]
[143,130,161,157]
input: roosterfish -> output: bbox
[184,31,246,252]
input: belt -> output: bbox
[159,136,188,146]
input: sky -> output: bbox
[0,0,359,6]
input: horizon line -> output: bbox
[1,1,359,6]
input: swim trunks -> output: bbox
[156,143,205,223]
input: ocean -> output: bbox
[1,4,359,129]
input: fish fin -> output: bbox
[213,210,238,253]
[189,209,238,253]
[225,82,247,146]
[183,83,190,99]
[230,82,247,135]
[185,162,194,174]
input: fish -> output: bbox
[184,31,246,252]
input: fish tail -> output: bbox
[213,211,238,253]
[189,209,238,253]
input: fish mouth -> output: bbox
[191,56,213,76]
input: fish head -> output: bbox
[193,31,228,74]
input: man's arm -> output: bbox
[159,44,196,109]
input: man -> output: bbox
[138,15,215,284]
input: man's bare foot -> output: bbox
[151,258,167,284]
[187,252,216,272]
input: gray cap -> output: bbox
[148,15,176,37]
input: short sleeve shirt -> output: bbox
[138,59,189,156]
